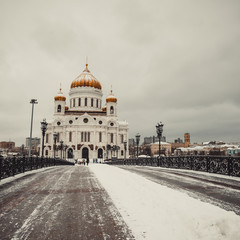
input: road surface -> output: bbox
[117,166,240,215]
[0,166,134,240]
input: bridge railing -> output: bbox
[0,156,74,180]
[105,156,240,177]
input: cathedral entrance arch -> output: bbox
[82,147,89,159]
[67,148,73,159]
[98,148,103,158]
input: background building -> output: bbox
[150,142,171,156]
[0,141,15,150]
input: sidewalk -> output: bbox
[0,165,134,240]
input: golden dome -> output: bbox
[54,88,66,101]
[106,89,117,103]
[65,106,69,111]
[102,106,106,112]
[70,64,102,90]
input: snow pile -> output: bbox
[90,164,240,240]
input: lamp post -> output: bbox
[29,99,38,157]
[53,132,57,159]
[156,122,164,158]
[135,133,141,158]
[111,145,114,160]
[116,146,120,159]
[60,140,63,159]
[124,141,127,161]
[21,144,25,157]
[106,144,111,160]
[64,144,67,160]
[40,119,48,157]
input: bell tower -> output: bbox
[106,88,117,118]
[54,88,66,115]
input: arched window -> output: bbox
[110,106,114,114]
[98,148,103,158]
[69,132,72,142]
[96,99,99,108]
[78,98,81,106]
[57,105,61,112]
[110,133,114,143]
[91,98,93,107]
[85,98,88,106]
[68,148,73,159]
[73,98,75,107]
[99,132,102,142]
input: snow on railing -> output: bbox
[106,156,240,177]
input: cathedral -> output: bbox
[43,63,129,162]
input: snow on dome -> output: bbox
[54,88,66,101]
[106,89,117,103]
[70,64,102,90]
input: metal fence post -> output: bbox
[12,156,16,176]
[228,157,233,176]
[206,157,210,173]
[0,155,3,180]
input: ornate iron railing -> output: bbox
[0,156,74,180]
[106,156,240,177]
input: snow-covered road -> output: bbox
[1,164,240,240]
[90,164,240,240]
[116,165,240,215]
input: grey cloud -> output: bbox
[1,0,240,145]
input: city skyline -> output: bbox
[1,0,240,146]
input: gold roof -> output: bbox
[106,89,117,103]
[70,64,102,90]
[54,88,66,101]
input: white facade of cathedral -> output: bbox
[43,64,129,161]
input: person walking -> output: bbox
[86,157,89,166]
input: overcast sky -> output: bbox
[1,0,240,146]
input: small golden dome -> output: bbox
[65,106,69,111]
[70,64,102,90]
[54,88,66,101]
[102,106,107,112]
[106,89,117,103]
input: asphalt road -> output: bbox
[117,166,240,215]
[0,166,134,240]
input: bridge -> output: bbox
[0,156,240,239]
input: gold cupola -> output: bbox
[70,64,102,90]
[54,88,66,101]
[106,89,117,103]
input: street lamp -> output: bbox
[29,99,38,157]
[135,133,141,158]
[124,141,127,161]
[106,144,111,160]
[60,140,63,159]
[64,144,68,160]
[156,122,164,158]
[116,146,120,159]
[40,119,48,157]
[53,132,58,159]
